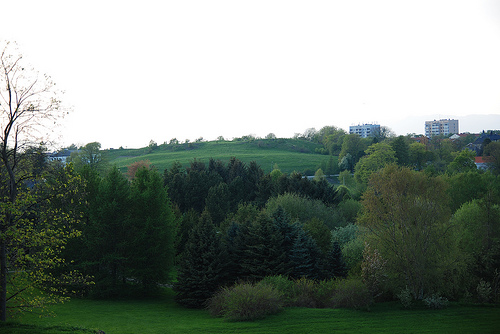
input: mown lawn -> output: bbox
[5,289,500,334]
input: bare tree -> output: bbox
[0,41,65,321]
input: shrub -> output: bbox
[330,278,372,310]
[259,275,295,304]
[290,277,318,308]
[396,286,413,309]
[476,280,492,304]
[315,279,338,308]
[207,282,283,321]
[423,294,449,309]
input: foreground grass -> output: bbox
[6,289,500,334]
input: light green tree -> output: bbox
[354,142,397,184]
[446,149,477,175]
[339,134,370,170]
[0,41,85,320]
[69,142,105,172]
[314,168,325,181]
[409,142,428,170]
[358,165,458,299]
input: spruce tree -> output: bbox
[223,221,244,284]
[174,210,228,308]
[84,165,131,297]
[240,213,287,281]
[324,241,347,279]
[272,206,300,275]
[128,168,176,291]
[289,227,323,279]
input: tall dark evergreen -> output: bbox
[128,168,176,290]
[391,135,410,166]
[164,161,186,211]
[289,227,323,279]
[174,210,228,308]
[223,221,244,284]
[184,162,210,213]
[272,206,300,274]
[84,165,130,297]
[240,214,287,280]
[174,209,199,259]
[205,182,230,225]
[324,241,347,279]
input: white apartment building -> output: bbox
[424,119,459,137]
[349,124,380,138]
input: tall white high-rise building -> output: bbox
[349,123,380,138]
[425,119,459,137]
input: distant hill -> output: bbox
[103,138,335,175]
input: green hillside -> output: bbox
[103,138,335,175]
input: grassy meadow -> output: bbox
[103,138,333,175]
[4,288,499,333]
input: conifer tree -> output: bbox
[85,165,131,297]
[223,221,244,284]
[174,210,228,308]
[205,182,230,225]
[324,241,347,279]
[272,206,300,274]
[240,214,287,280]
[128,168,176,291]
[289,227,323,279]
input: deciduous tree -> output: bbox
[0,41,76,320]
[358,165,456,299]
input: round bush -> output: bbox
[207,282,284,321]
[259,275,295,304]
[331,278,372,309]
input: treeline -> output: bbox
[55,156,349,300]
[164,157,336,222]
[4,125,500,317]
[57,130,500,311]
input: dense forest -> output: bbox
[4,124,498,320]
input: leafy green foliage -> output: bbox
[207,282,284,321]
[359,165,457,299]
[446,150,477,175]
[3,164,91,317]
[396,286,413,309]
[304,218,332,255]
[330,278,372,310]
[390,136,410,166]
[354,143,397,184]
[339,134,370,171]
[423,294,449,309]
[265,193,338,229]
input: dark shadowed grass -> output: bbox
[7,288,500,334]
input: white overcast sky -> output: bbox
[2,0,500,149]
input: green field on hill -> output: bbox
[103,138,334,175]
